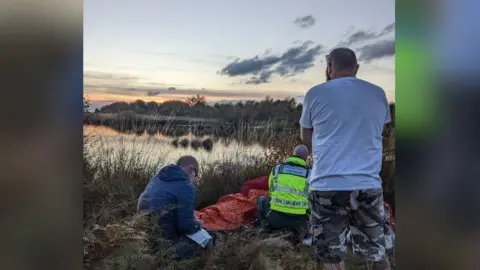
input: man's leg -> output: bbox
[174,237,199,261]
[310,191,351,270]
[285,215,310,244]
[256,196,270,225]
[350,188,391,270]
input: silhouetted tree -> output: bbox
[185,94,206,106]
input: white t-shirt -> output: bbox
[300,77,391,191]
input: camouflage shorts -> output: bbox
[310,188,387,264]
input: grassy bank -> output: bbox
[83,124,395,269]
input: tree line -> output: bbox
[94,95,304,126]
[89,95,395,127]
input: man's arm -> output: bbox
[382,100,393,137]
[300,128,313,151]
[299,91,314,151]
[176,185,201,234]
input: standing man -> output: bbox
[300,47,391,270]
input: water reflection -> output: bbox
[83,116,292,147]
[83,125,266,166]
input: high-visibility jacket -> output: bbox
[269,156,310,215]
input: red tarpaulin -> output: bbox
[195,175,394,232]
[194,189,268,231]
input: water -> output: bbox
[84,125,266,168]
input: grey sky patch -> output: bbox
[85,62,185,72]
[339,22,395,47]
[84,71,140,81]
[130,50,234,66]
[358,39,395,62]
[84,71,143,92]
[219,41,323,84]
[85,81,294,100]
[294,15,316,28]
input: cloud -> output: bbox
[147,91,160,96]
[219,41,323,84]
[357,39,395,62]
[84,75,295,101]
[340,22,395,46]
[220,55,281,77]
[294,15,316,28]
[147,87,176,96]
[139,88,293,99]
[245,70,273,84]
[84,71,140,81]
[381,23,395,35]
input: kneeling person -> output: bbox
[257,145,310,241]
[137,156,212,260]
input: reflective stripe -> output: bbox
[273,164,309,197]
[279,165,309,178]
[274,186,309,197]
[271,197,310,208]
[273,164,281,184]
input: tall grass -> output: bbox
[83,121,395,270]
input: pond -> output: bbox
[83,125,267,168]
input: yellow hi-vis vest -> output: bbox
[269,156,310,215]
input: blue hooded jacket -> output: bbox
[137,165,201,242]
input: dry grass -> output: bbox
[83,123,395,270]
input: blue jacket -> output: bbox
[137,165,201,242]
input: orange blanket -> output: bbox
[194,189,268,231]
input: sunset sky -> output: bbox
[84,0,395,109]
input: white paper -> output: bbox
[185,229,212,248]
[302,237,312,246]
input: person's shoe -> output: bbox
[212,232,225,245]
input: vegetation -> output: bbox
[84,96,395,145]
[92,95,302,124]
[83,101,395,269]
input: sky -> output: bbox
[84,0,395,109]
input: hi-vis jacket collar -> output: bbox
[284,155,307,167]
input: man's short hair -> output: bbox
[176,155,198,169]
[326,47,358,72]
[294,145,309,160]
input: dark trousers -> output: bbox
[256,196,309,243]
[145,214,215,261]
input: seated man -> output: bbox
[257,145,311,242]
[137,155,211,260]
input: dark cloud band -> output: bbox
[219,41,323,84]
[340,22,395,47]
[357,39,395,62]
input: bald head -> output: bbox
[293,145,309,160]
[176,155,198,170]
[327,47,358,72]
